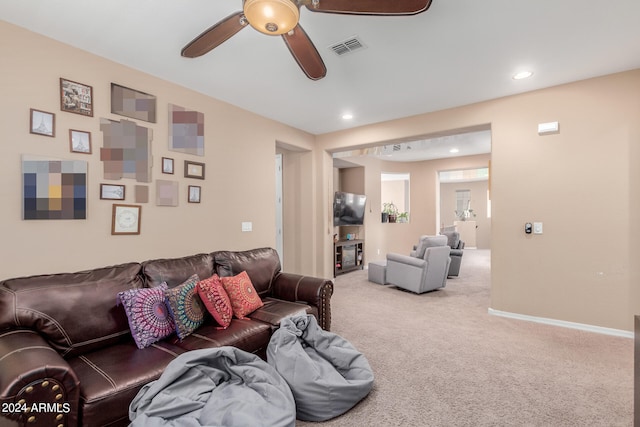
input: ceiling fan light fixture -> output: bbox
[244,0,300,35]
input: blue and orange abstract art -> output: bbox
[22,156,87,220]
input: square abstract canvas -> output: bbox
[111,83,156,123]
[100,118,153,183]
[156,180,179,206]
[135,185,149,203]
[169,103,204,156]
[22,156,87,220]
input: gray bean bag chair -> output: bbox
[129,346,295,427]
[267,315,374,421]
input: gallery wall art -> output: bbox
[22,156,87,220]
[100,118,153,182]
[30,108,55,137]
[111,83,157,123]
[168,103,204,156]
[135,185,149,203]
[156,180,179,206]
[69,129,92,154]
[111,204,141,235]
[60,78,93,117]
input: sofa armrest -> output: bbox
[0,330,80,427]
[450,248,464,257]
[272,273,334,331]
[387,252,426,268]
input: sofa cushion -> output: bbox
[213,248,281,296]
[164,274,206,340]
[117,283,175,349]
[142,253,214,288]
[221,271,264,319]
[170,318,271,355]
[197,274,233,329]
[68,341,181,427]
[0,262,143,358]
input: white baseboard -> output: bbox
[488,308,633,339]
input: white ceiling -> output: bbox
[2,0,640,139]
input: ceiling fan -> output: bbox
[181,0,433,80]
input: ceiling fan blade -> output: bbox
[282,25,327,80]
[181,11,247,58]
[304,0,432,15]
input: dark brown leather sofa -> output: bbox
[0,248,333,427]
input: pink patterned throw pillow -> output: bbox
[220,271,264,319]
[197,274,233,329]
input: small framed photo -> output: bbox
[184,160,205,179]
[188,185,201,203]
[111,204,141,235]
[100,184,125,200]
[30,108,55,137]
[60,78,93,117]
[69,129,92,154]
[162,157,174,174]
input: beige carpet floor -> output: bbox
[296,249,633,427]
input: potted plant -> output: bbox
[397,212,409,223]
[382,202,399,223]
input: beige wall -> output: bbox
[3,21,639,333]
[0,21,315,278]
[381,179,407,214]
[277,146,315,274]
[316,70,640,331]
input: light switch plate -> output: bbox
[241,222,252,232]
[533,222,543,234]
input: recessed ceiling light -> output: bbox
[450,148,459,153]
[342,113,353,120]
[513,71,533,80]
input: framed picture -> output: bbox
[162,157,174,174]
[100,184,125,200]
[184,160,205,179]
[188,185,201,203]
[22,156,86,220]
[111,83,157,123]
[69,129,92,154]
[111,204,141,235]
[156,180,179,207]
[60,78,93,116]
[30,108,55,137]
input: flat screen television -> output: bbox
[333,191,367,226]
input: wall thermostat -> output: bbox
[525,223,532,234]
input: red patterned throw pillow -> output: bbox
[220,271,264,319]
[197,274,233,329]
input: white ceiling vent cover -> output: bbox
[329,36,367,56]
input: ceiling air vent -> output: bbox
[329,36,367,56]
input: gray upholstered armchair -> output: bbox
[386,235,451,294]
[440,230,465,277]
